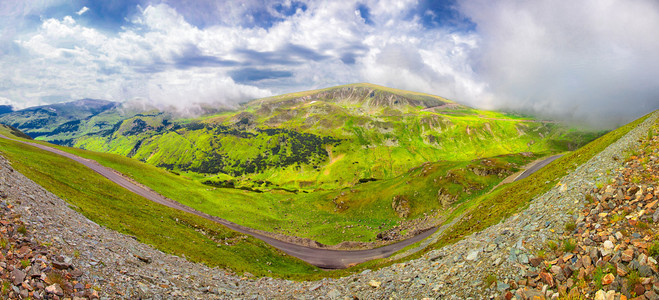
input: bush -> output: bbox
[565,220,576,232]
[484,274,497,286]
[563,239,577,253]
[649,241,659,258]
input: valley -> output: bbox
[0,84,603,247]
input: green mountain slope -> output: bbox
[0,83,604,245]
[0,99,122,144]
[55,83,598,193]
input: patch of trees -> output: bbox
[124,119,149,136]
[188,152,227,174]
[17,118,53,130]
[0,105,12,114]
[49,139,74,146]
[201,179,264,193]
[127,140,143,157]
[201,179,235,188]
[213,125,256,138]
[184,122,208,131]
[99,121,123,137]
[170,127,343,177]
[51,120,81,135]
[358,178,378,183]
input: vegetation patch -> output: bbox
[0,132,319,278]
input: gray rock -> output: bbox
[10,269,26,285]
[327,289,341,299]
[496,282,509,292]
[45,283,64,296]
[639,265,653,277]
[519,254,529,264]
[466,250,480,261]
[52,255,72,270]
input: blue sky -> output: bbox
[0,0,658,126]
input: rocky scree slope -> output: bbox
[498,116,659,300]
[0,180,97,298]
[0,111,655,299]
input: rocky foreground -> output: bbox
[499,118,659,299]
[0,187,97,298]
[0,112,656,299]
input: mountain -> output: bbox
[0,99,126,145]
[0,84,604,244]
[0,105,12,115]
[69,83,597,190]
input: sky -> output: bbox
[0,0,658,127]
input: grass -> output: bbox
[592,266,605,290]
[0,84,603,245]
[627,270,641,289]
[366,112,655,270]
[635,221,649,230]
[283,112,656,281]
[3,126,538,245]
[0,135,319,278]
[0,106,647,279]
[17,225,27,235]
[610,213,625,224]
[562,239,577,253]
[565,220,576,232]
[649,241,659,258]
[536,249,547,260]
[1,280,9,297]
[484,274,498,286]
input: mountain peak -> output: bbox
[250,83,461,111]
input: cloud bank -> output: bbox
[459,0,659,127]
[0,0,657,126]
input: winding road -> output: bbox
[0,134,561,269]
[514,155,563,181]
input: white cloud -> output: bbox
[457,0,659,126]
[76,6,89,16]
[1,0,656,126]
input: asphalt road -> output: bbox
[514,155,563,181]
[1,134,562,269]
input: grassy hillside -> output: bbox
[0,99,120,142]
[0,125,319,277]
[69,84,600,193]
[297,111,656,280]
[0,84,604,245]
[2,129,537,245]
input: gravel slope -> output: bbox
[0,111,656,299]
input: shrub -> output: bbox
[484,274,497,286]
[628,270,640,290]
[565,220,576,232]
[16,225,27,235]
[563,239,577,253]
[649,241,659,258]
